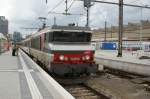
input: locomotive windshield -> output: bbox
[52,31,91,42]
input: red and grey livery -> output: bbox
[21,25,98,76]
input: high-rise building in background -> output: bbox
[0,16,8,35]
[13,31,22,43]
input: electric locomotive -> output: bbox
[21,25,98,76]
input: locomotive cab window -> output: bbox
[52,31,91,42]
[49,32,54,42]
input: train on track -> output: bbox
[21,25,98,76]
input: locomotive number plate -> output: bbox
[70,58,80,61]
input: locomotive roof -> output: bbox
[30,25,92,38]
[51,25,91,31]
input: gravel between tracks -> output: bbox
[85,73,150,99]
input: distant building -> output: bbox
[0,16,8,35]
[93,20,150,41]
[0,33,7,40]
[13,32,22,43]
[25,34,32,39]
[7,34,13,41]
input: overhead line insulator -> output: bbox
[84,0,91,7]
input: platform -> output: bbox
[95,50,150,76]
[0,50,74,99]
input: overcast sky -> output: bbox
[0,0,150,36]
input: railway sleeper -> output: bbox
[67,89,91,93]
[72,93,98,97]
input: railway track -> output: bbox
[63,84,109,99]
[103,67,147,79]
[103,67,150,84]
[59,68,150,99]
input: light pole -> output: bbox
[140,7,143,50]
[139,4,148,50]
[104,21,107,42]
[84,0,92,27]
[86,7,90,27]
[117,0,123,57]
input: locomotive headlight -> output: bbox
[85,55,90,60]
[59,55,64,61]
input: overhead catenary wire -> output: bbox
[48,0,65,14]
[67,0,75,11]
[77,0,150,9]
[48,11,84,15]
[48,0,84,16]
[126,0,141,4]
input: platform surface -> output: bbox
[95,50,150,65]
[0,51,55,99]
